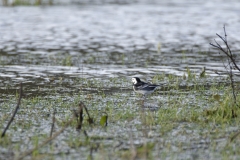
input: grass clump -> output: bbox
[119,142,155,160]
[204,91,240,123]
[61,55,73,66]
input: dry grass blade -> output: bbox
[81,101,94,124]
[75,102,84,130]
[75,101,94,130]
[17,117,75,160]
[230,131,240,142]
[17,102,88,160]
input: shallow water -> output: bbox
[1,1,240,159]
[0,1,240,90]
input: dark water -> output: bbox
[0,1,239,96]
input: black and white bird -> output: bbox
[132,77,160,96]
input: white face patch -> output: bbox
[132,78,137,84]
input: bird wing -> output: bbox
[137,83,149,89]
[136,83,159,89]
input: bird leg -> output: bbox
[141,95,146,106]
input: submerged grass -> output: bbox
[3,0,53,6]
[1,74,240,159]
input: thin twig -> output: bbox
[1,83,23,137]
[50,108,56,138]
[229,65,236,103]
[210,25,239,105]
[210,26,240,72]
[230,131,240,142]
[226,58,236,103]
[222,57,237,103]
[17,116,75,160]
[18,101,92,159]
